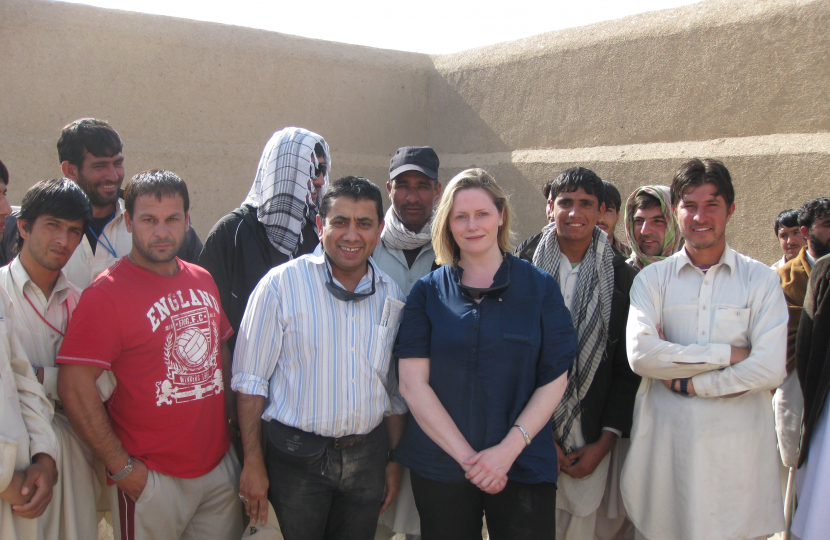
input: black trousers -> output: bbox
[410,471,557,540]
[266,425,387,540]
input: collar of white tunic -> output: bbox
[9,256,75,308]
[673,244,737,277]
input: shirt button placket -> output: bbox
[699,276,712,344]
[470,309,479,368]
[350,302,356,432]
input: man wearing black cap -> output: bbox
[372,147,441,298]
[373,146,441,540]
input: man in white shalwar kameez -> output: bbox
[0,178,113,540]
[622,158,788,540]
[0,284,59,540]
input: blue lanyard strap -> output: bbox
[87,212,117,259]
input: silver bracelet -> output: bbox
[513,424,531,446]
[108,457,135,482]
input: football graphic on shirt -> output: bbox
[156,304,222,406]
[175,327,209,368]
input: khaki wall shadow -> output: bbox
[429,0,829,153]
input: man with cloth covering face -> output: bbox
[198,126,330,348]
[623,185,683,270]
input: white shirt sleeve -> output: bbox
[692,270,788,397]
[42,365,59,401]
[11,328,57,462]
[626,273,732,380]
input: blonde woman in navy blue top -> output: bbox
[395,169,577,540]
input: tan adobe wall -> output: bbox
[0,0,431,236]
[1,0,828,263]
[429,0,830,262]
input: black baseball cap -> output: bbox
[389,146,439,181]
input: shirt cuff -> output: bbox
[690,369,746,398]
[707,343,732,367]
[385,394,409,416]
[28,441,58,465]
[230,373,270,398]
[691,371,717,397]
[43,366,59,402]
[601,427,622,438]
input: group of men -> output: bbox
[0,117,827,540]
[769,198,830,540]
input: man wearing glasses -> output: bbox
[198,126,330,349]
[233,176,407,540]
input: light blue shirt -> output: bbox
[231,253,408,437]
[372,240,435,296]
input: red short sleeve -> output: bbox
[57,286,122,370]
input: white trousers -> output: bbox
[0,501,41,540]
[633,530,765,540]
[110,449,242,540]
[40,411,101,540]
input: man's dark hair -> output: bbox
[546,167,605,203]
[124,169,190,216]
[633,191,662,211]
[774,209,800,236]
[57,118,123,170]
[601,180,622,212]
[542,179,554,200]
[16,178,93,252]
[670,158,734,207]
[0,159,8,185]
[798,198,830,231]
[319,176,383,223]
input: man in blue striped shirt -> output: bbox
[233,176,408,540]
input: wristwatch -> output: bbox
[108,457,135,482]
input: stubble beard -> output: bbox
[135,239,180,264]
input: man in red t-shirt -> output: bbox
[56,170,241,540]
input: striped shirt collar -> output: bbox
[306,251,390,291]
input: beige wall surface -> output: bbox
[430,0,829,153]
[2,0,828,264]
[0,0,431,236]
[430,0,829,263]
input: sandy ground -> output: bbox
[97,520,484,540]
[97,517,784,539]
[99,518,113,540]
